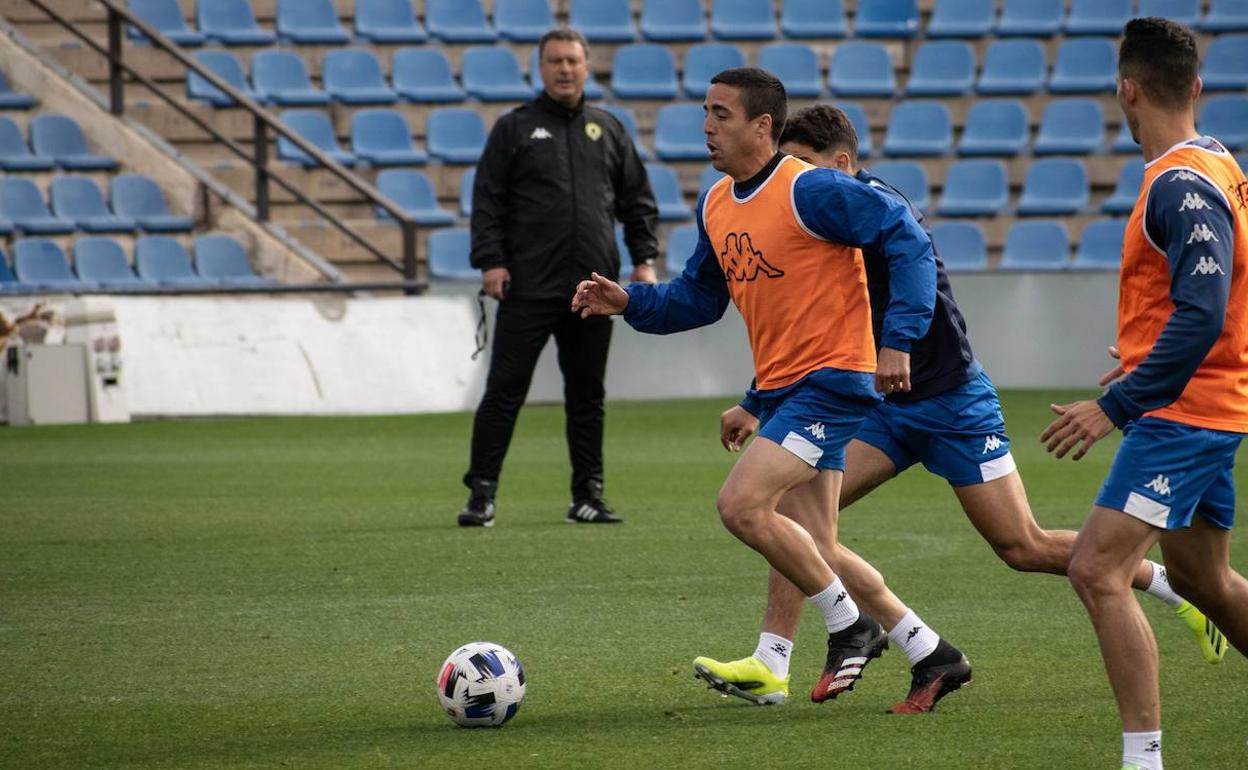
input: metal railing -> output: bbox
[26,0,423,292]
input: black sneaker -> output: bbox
[565,497,623,524]
[457,479,497,527]
[810,612,889,703]
[887,639,972,714]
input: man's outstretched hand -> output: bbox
[572,272,630,318]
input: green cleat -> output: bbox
[692,655,789,706]
[1175,600,1228,664]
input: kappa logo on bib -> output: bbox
[721,232,784,281]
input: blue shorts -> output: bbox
[755,371,879,472]
[1096,417,1242,531]
[854,371,1016,487]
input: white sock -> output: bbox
[1143,561,1184,609]
[808,578,859,633]
[1123,730,1163,770]
[752,632,792,679]
[887,609,941,665]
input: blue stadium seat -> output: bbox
[277,110,354,167]
[0,247,22,292]
[135,236,213,287]
[1017,158,1090,216]
[109,174,194,232]
[251,51,328,107]
[1201,35,1248,91]
[354,0,426,43]
[570,0,636,42]
[276,0,348,44]
[977,39,1045,95]
[711,0,777,40]
[646,163,693,221]
[13,239,92,290]
[426,0,496,42]
[528,49,606,100]
[614,225,637,272]
[428,228,476,280]
[996,0,1062,36]
[128,0,205,46]
[0,117,54,171]
[930,221,988,272]
[1072,218,1126,271]
[1201,0,1248,32]
[926,0,993,38]
[1138,0,1200,26]
[495,0,555,42]
[1000,221,1069,271]
[828,42,895,97]
[868,160,930,213]
[855,0,920,38]
[1064,0,1131,36]
[700,165,726,193]
[1102,159,1144,215]
[758,43,822,98]
[641,0,708,41]
[936,159,1008,217]
[604,105,650,159]
[905,41,974,96]
[1239,154,1248,174]
[611,44,679,100]
[835,101,873,158]
[427,108,487,164]
[958,99,1029,156]
[393,49,464,103]
[0,68,34,109]
[1049,38,1116,93]
[654,104,709,161]
[1033,98,1104,155]
[1112,121,1139,153]
[883,101,952,156]
[780,0,847,38]
[459,168,475,217]
[49,176,136,233]
[323,49,397,105]
[683,43,746,99]
[1198,95,1248,150]
[374,170,454,225]
[462,47,531,101]
[665,224,699,276]
[187,50,255,107]
[197,0,274,45]
[351,110,427,166]
[194,234,277,286]
[0,179,74,235]
[74,237,147,288]
[31,114,116,170]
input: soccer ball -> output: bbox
[436,641,526,727]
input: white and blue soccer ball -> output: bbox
[436,641,526,727]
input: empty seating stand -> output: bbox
[996,0,1063,37]
[1064,0,1132,36]
[612,44,679,99]
[905,41,974,97]
[1049,38,1117,93]
[426,109,487,164]
[977,39,1045,94]
[461,47,531,101]
[683,44,746,99]
[926,0,994,38]
[197,0,275,45]
[278,110,355,166]
[252,50,329,106]
[393,49,465,103]
[194,234,276,286]
[30,114,116,170]
[1000,221,1070,271]
[128,0,205,46]
[883,101,952,156]
[136,236,214,287]
[1072,218,1127,270]
[958,99,1029,156]
[426,0,496,42]
[937,160,1009,217]
[74,238,146,289]
[854,0,920,38]
[1102,159,1145,215]
[0,117,54,171]
[0,178,74,235]
[1201,36,1248,91]
[355,0,427,43]
[1033,99,1105,155]
[495,0,556,42]
[711,0,777,40]
[323,49,397,104]
[571,0,636,42]
[49,176,136,233]
[276,0,348,44]
[758,43,822,98]
[780,0,847,39]
[930,221,988,272]
[428,228,477,280]
[646,163,693,221]
[351,110,427,166]
[641,0,708,41]
[187,50,255,107]
[1016,158,1090,216]
[868,160,930,213]
[0,68,34,110]
[829,42,895,97]
[654,104,709,161]
[665,223,699,275]
[14,239,91,291]
[109,175,194,232]
[375,170,455,225]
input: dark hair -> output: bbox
[539,27,590,60]
[1119,17,1199,109]
[780,105,858,162]
[709,67,787,143]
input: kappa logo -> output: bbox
[1145,474,1171,497]
[769,643,789,658]
[529,127,553,140]
[721,232,784,282]
[1170,170,1199,182]
[1191,256,1225,275]
[832,591,848,605]
[805,422,826,441]
[1186,223,1219,244]
[983,435,1003,454]
[1146,740,1161,752]
[1178,192,1211,212]
[905,625,923,642]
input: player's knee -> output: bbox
[1067,549,1114,604]
[1167,565,1229,608]
[993,542,1038,572]
[716,490,764,540]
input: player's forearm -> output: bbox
[622,279,726,334]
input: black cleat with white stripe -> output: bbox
[566,497,623,524]
[810,612,889,703]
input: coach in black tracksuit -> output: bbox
[458,27,659,527]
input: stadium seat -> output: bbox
[0,68,34,110]
[1201,0,1248,32]
[905,41,974,96]
[646,163,693,221]
[641,0,708,41]
[428,228,477,280]
[1072,218,1126,271]
[462,47,532,101]
[276,0,348,44]
[427,108,487,164]
[194,234,276,286]
[836,101,873,158]
[1102,159,1144,215]
[930,221,988,272]
[0,246,20,291]
[30,114,116,170]
[459,168,475,217]
[926,0,994,38]
[614,226,637,272]
[664,224,698,276]
[392,49,464,103]
[1198,95,1248,150]
[197,0,274,45]
[1033,99,1104,155]
[700,165,726,193]
[711,0,777,40]
[323,49,397,105]
[251,51,328,106]
[49,176,137,233]
[73,237,147,288]
[1239,154,1248,174]
[495,0,555,42]
[135,236,213,286]
[128,0,205,46]
[1016,158,1090,216]
[854,0,920,38]
[996,0,1062,36]
[683,43,747,99]
[1201,36,1248,91]
[277,110,355,167]
[13,239,91,290]
[354,0,427,43]
[109,174,194,232]
[426,0,496,42]
[1049,38,1116,93]
[186,50,254,107]
[883,101,952,156]
[868,160,930,213]
[0,178,75,235]
[958,99,1029,156]
[528,49,606,100]
[1112,121,1139,153]
[604,105,650,160]
[977,39,1045,95]
[611,44,679,99]
[0,117,54,171]
[654,104,709,161]
[936,159,1009,217]
[780,0,848,39]
[829,42,895,97]
[351,110,427,166]
[1000,220,1069,271]
[570,0,636,42]
[758,43,822,98]
[1064,0,1131,36]
[1138,0,1199,26]
[374,170,455,225]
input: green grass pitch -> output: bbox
[2,391,1245,769]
